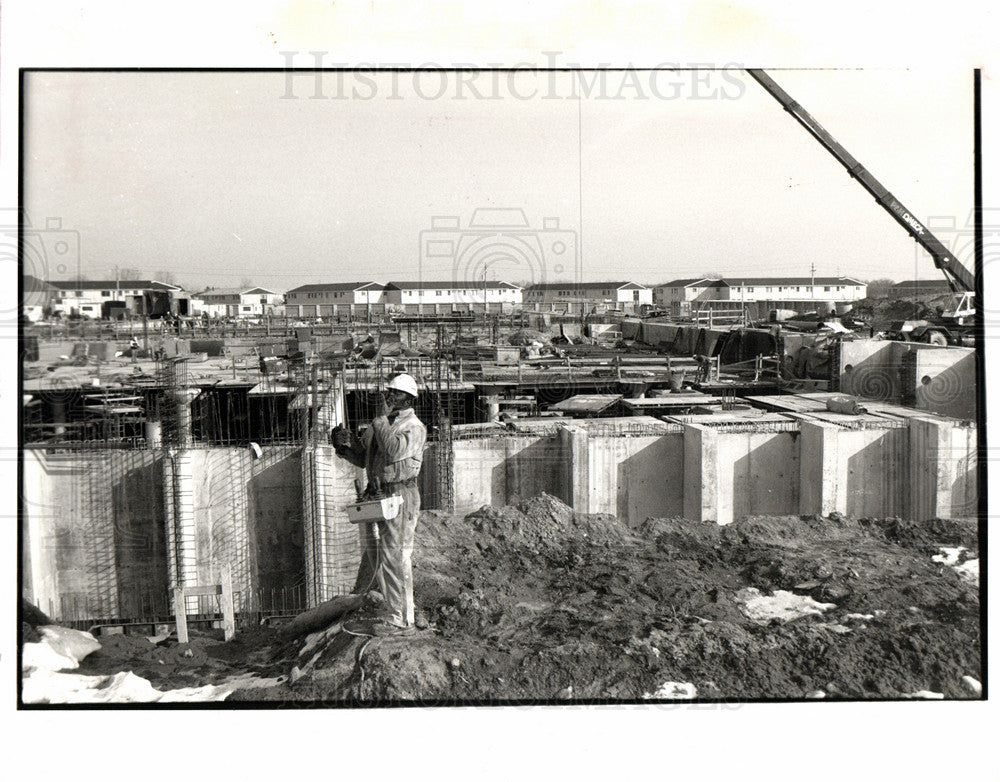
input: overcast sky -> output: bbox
[23,68,974,292]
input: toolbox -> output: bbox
[345,494,402,523]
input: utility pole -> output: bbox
[810,262,816,299]
[482,261,494,319]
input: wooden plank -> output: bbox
[550,394,623,414]
[173,588,189,644]
[743,394,827,413]
[184,584,223,597]
[220,565,235,642]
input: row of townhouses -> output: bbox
[25,275,871,320]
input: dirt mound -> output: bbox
[158,502,977,703]
[74,630,255,688]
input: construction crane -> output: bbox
[747,69,975,344]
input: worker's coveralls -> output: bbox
[338,408,426,627]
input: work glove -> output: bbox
[330,425,352,450]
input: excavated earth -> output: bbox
[56,495,982,703]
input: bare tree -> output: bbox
[155,270,176,285]
[865,278,896,299]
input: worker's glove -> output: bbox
[330,425,352,450]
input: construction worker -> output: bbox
[330,373,427,637]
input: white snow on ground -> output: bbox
[961,676,982,696]
[932,546,965,566]
[643,682,698,700]
[734,588,836,623]
[22,624,282,704]
[932,547,979,586]
[953,558,979,585]
[22,669,283,704]
[903,691,944,699]
[22,626,101,671]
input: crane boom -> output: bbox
[747,69,975,293]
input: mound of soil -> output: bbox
[226,496,980,703]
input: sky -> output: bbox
[23,67,975,293]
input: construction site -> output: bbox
[18,70,984,705]
[19,294,982,702]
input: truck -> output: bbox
[747,70,976,347]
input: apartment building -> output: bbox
[194,287,280,318]
[522,281,652,312]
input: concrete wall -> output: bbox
[840,340,977,421]
[450,435,566,512]
[23,451,166,620]
[798,421,910,519]
[911,346,977,421]
[839,340,902,402]
[23,445,309,621]
[22,410,980,621]
[683,425,800,525]
[587,434,685,520]
[909,418,979,521]
[302,445,362,604]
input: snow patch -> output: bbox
[22,626,101,672]
[735,588,836,623]
[643,682,698,700]
[903,690,944,700]
[932,546,965,567]
[22,668,284,704]
[961,676,982,696]
[933,547,979,585]
[954,558,979,586]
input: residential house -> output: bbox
[725,277,867,303]
[47,279,186,318]
[381,281,522,313]
[195,287,280,318]
[522,281,652,312]
[284,282,385,317]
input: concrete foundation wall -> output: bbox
[909,418,978,521]
[911,347,977,421]
[840,340,977,421]
[23,445,308,621]
[23,451,166,620]
[22,411,980,621]
[302,445,362,604]
[703,430,800,525]
[451,435,566,512]
[586,434,685,520]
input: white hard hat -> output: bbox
[386,373,418,398]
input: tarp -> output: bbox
[189,339,225,357]
[641,322,678,346]
[718,328,778,365]
[672,326,697,356]
[620,319,641,340]
[694,328,727,357]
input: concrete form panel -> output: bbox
[586,434,685,521]
[911,347,977,420]
[722,431,800,523]
[839,340,902,403]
